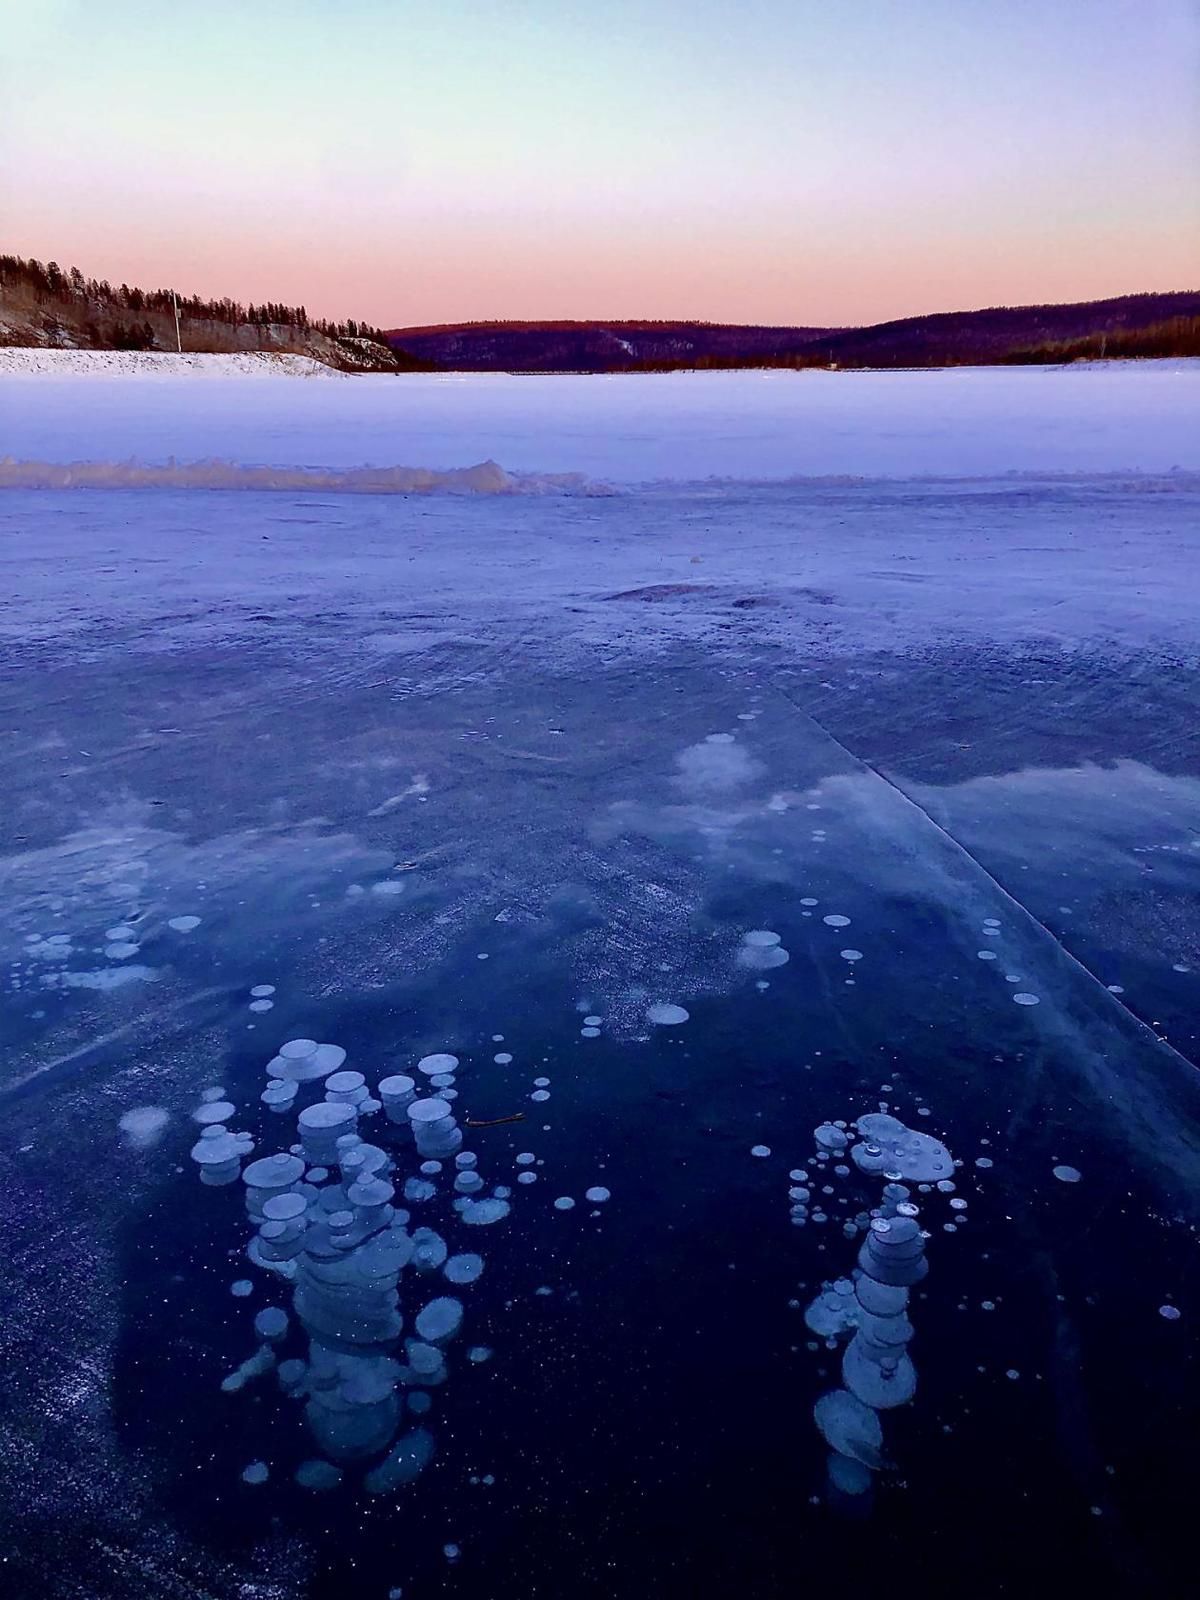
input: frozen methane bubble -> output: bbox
[842,1338,917,1410]
[168,915,201,932]
[411,1228,448,1271]
[585,1187,611,1204]
[408,1096,462,1159]
[554,1196,576,1211]
[1053,1165,1082,1184]
[263,1192,307,1223]
[250,984,275,998]
[190,1127,251,1186]
[851,1114,954,1183]
[805,1282,861,1339]
[461,1197,510,1226]
[261,1080,298,1114]
[738,931,790,971]
[814,1390,884,1467]
[241,1461,269,1485]
[298,1101,358,1165]
[272,1040,348,1083]
[242,1152,305,1217]
[751,1145,771,1158]
[222,1346,276,1392]
[193,1100,236,1126]
[646,1003,689,1026]
[326,1070,369,1106]
[414,1297,464,1342]
[814,1124,849,1153]
[254,1306,289,1341]
[1013,993,1041,1006]
[445,1253,484,1284]
[828,1452,874,1497]
[378,1074,417,1124]
[295,1459,343,1491]
[417,1053,459,1077]
[365,1429,435,1494]
[823,914,851,928]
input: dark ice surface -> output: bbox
[1,479,1198,1600]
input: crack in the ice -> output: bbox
[773,680,1198,1073]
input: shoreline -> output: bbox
[1,347,1197,381]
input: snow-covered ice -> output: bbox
[1,361,1197,483]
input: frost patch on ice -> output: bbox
[646,1002,689,1026]
[46,964,159,991]
[119,1106,170,1149]
[674,738,763,795]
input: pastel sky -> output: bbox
[4,0,1198,328]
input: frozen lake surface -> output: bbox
[1,365,1198,1599]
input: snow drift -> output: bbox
[0,456,606,496]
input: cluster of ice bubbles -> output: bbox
[799,1112,956,1500]
[189,1042,517,1496]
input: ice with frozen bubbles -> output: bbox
[187,1035,531,1517]
[801,1108,957,1499]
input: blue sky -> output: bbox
[4,1,1197,324]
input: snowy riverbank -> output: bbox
[0,347,345,379]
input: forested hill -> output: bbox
[387,292,1200,372]
[0,254,435,373]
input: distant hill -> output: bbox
[818,292,1200,368]
[0,254,436,375]
[388,293,1200,372]
[385,319,836,372]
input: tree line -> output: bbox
[1003,317,1200,364]
[0,252,389,344]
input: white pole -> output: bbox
[172,290,182,353]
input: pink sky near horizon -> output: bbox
[4,2,1198,329]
